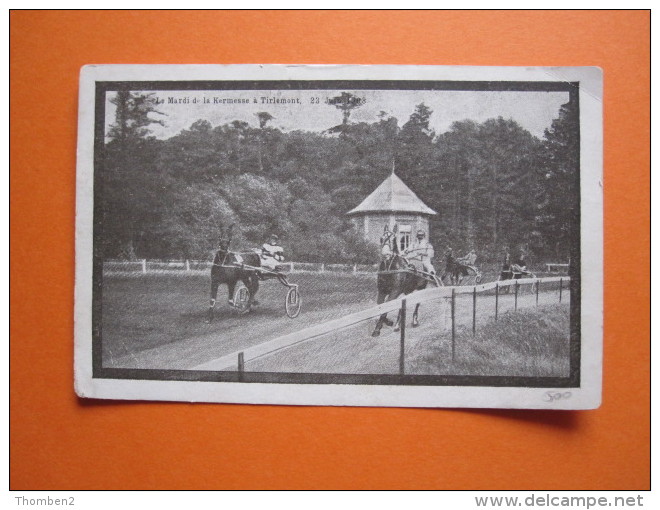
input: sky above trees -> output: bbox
[105,89,569,140]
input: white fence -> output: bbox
[103,259,378,274]
[193,276,570,374]
[546,263,570,272]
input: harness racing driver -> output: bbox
[404,230,436,275]
[260,234,285,271]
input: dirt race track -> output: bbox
[102,272,376,370]
[102,271,570,376]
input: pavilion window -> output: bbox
[399,225,412,251]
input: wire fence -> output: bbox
[192,276,571,376]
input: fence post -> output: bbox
[353,263,357,273]
[451,289,456,361]
[185,259,190,271]
[536,278,540,306]
[237,352,244,382]
[320,263,325,273]
[559,278,563,303]
[472,286,477,337]
[514,281,519,311]
[399,299,407,375]
[495,283,499,321]
[289,262,294,273]
[141,259,147,274]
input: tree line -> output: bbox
[100,91,578,265]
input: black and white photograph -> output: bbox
[74,65,602,408]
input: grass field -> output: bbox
[407,304,570,377]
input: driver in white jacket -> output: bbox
[404,230,436,274]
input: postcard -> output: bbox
[75,64,602,408]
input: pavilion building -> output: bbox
[346,172,437,251]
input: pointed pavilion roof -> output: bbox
[346,172,437,216]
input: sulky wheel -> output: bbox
[233,284,251,315]
[285,286,302,318]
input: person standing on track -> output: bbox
[260,234,284,271]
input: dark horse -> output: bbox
[371,228,433,337]
[444,260,470,285]
[207,225,261,323]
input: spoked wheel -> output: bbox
[285,285,302,318]
[233,284,251,315]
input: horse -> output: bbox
[371,228,432,337]
[444,260,471,285]
[207,225,261,323]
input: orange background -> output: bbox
[10,11,650,490]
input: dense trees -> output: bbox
[100,92,579,264]
[430,117,543,254]
[102,91,166,258]
[535,101,580,260]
